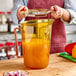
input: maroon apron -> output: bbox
[26,0,67,53]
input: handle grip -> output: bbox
[14,27,21,58]
[21,9,52,17]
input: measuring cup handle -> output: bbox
[14,27,21,58]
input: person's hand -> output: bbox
[17,6,28,21]
[50,5,64,19]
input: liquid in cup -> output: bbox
[22,38,50,69]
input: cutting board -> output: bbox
[59,52,76,62]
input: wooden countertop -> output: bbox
[0,54,76,76]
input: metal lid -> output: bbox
[0,44,4,47]
[5,42,14,46]
[0,12,5,14]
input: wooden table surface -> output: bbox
[0,54,76,76]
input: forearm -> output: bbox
[64,0,76,24]
[11,0,27,24]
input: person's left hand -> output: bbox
[50,5,64,19]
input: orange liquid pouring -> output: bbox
[22,39,50,69]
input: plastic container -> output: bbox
[14,19,54,69]
[5,42,17,59]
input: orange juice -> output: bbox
[22,39,50,69]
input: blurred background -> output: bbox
[0,0,21,60]
[0,0,76,60]
[0,0,13,11]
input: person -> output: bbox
[12,0,76,53]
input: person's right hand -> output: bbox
[50,5,64,19]
[17,6,28,21]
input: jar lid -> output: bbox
[14,42,21,46]
[5,42,14,46]
[18,42,21,46]
[7,11,12,14]
[0,12,5,14]
[0,44,4,47]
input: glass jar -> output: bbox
[14,19,54,69]
[0,12,7,25]
[0,44,8,60]
[18,42,21,56]
[6,11,12,22]
[6,11,13,32]
[14,42,21,57]
[5,42,17,59]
